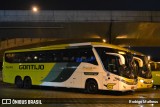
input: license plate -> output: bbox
[147,85,151,88]
[131,86,134,89]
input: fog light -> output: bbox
[140,79,144,83]
[152,80,154,83]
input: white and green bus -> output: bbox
[2,42,138,93]
[131,51,153,89]
[150,61,160,86]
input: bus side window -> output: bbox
[25,56,32,62]
[52,50,63,62]
[75,50,88,63]
[53,57,57,62]
[14,53,24,63]
[108,59,116,72]
[70,57,75,62]
[62,50,70,62]
[5,53,15,63]
[74,48,98,65]
[53,53,61,62]
[76,57,82,62]
[39,53,47,62]
[87,56,97,65]
[51,53,57,62]
[81,56,87,62]
[63,57,69,62]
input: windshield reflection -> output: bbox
[119,53,137,79]
[134,55,152,79]
[95,47,137,79]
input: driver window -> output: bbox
[106,54,120,75]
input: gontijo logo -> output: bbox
[19,65,44,70]
[104,83,116,90]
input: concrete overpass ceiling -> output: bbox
[1,10,160,47]
[113,23,160,39]
[0,22,109,39]
[0,0,160,60]
[112,22,160,46]
[1,22,160,47]
[0,10,160,60]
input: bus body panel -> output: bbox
[130,50,153,89]
[152,71,160,85]
[2,42,137,92]
[3,62,56,85]
[102,73,119,91]
[137,77,153,89]
[150,62,160,86]
[118,76,137,91]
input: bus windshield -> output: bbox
[135,55,152,79]
[121,53,137,79]
[95,47,137,79]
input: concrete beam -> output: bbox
[0,10,159,22]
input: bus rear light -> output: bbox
[147,85,151,88]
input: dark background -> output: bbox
[0,0,160,61]
[0,0,160,10]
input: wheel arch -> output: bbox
[14,75,23,88]
[24,76,32,83]
[23,76,32,89]
[15,75,22,81]
[85,78,100,89]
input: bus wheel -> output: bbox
[15,76,23,88]
[85,79,98,94]
[23,77,32,89]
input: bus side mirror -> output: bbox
[133,57,143,67]
[118,55,125,65]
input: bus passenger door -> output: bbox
[103,54,120,90]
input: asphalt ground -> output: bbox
[0,70,160,107]
[1,81,160,107]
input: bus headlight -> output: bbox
[140,79,144,83]
[152,80,154,83]
[114,77,137,85]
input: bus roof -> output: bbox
[5,42,130,53]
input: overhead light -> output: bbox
[102,39,106,43]
[148,56,151,60]
[116,35,128,39]
[32,6,39,12]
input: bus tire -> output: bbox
[15,76,23,88]
[85,79,98,94]
[23,76,32,89]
